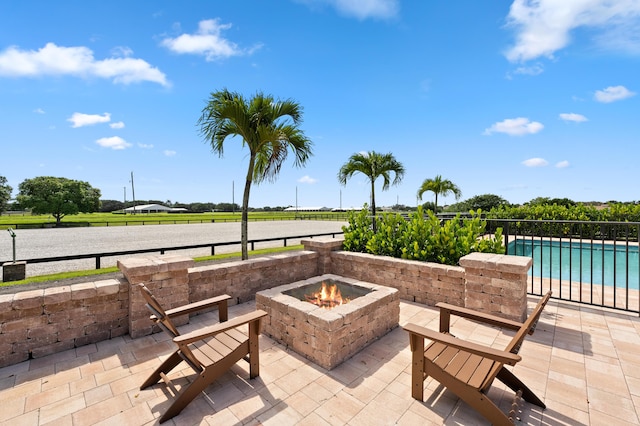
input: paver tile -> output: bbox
[0,298,639,425]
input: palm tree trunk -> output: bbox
[434,193,438,213]
[241,154,256,260]
[370,179,377,233]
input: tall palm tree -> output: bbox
[338,151,405,232]
[198,89,313,260]
[417,175,461,212]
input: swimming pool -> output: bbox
[507,239,640,289]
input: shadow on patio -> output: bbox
[0,296,639,425]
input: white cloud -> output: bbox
[513,63,544,76]
[505,0,640,62]
[0,42,169,86]
[298,175,318,184]
[483,117,544,136]
[110,121,125,129]
[68,112,111,128]
[96,136,132,150]
[299,0,399,20]
[164,150,176,156]
[559,113,588,122]
[522,158,548,167]
[161,19,261,61]
[556,160,570,168]
[594,85,636,103]
[110,46,133,57]
[33,108,45,114]
[138,143,154,149]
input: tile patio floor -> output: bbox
[1,295,639,425]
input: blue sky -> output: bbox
[1,1,639,209]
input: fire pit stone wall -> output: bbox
[256,274,399,370]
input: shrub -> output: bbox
[342,207,504,265]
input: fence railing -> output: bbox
[486,219,640,315]
[0,213,350,230]
[0,232,344,271]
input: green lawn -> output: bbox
[0,211,349,229]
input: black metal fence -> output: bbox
[0,213,350,230]
[5,216,639,315]
[0,232,344,271]
[486,219,640,315]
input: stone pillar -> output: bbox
[302,237,344,275]
[2,261,26,282]
[459,252,532,322]
[118,254,194,338]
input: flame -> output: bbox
[305,281,349,309]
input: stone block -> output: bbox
[71,282,97,300]
[44,286,72,305]
[12,289,44,310]
[2,261,26,282]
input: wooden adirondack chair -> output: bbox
[137,284,268,423]
[404,291,552,426]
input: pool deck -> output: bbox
[1,295,639,425]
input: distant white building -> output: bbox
[122,204,188,213]
[283,206,332,212]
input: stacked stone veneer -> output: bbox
[118,254,194,339]
[0,236,531,368]
[0,279,128,367]
[188,251,319,306]
[256,274,399,370]
[329,251,466,307]
[460,252,532,321]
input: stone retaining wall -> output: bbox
[0,237,531,368]
[0,279,128,367]
[187,251,319,306]
[328,251,466,307]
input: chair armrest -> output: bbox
[164,294,231,318]
[436,302,523,332]
[403,323,521,366]
[174,310,268,345]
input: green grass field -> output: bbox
[0,211,350,229]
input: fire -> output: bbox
[305,281,349,309]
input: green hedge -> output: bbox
[342,207,504,266]
[487,203,640,222]
[486,203,640,239]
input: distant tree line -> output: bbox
[98,200,295,213]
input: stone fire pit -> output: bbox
[256,274,399,370]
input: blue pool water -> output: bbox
[507,240,640,289]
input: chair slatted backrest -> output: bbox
[505,291,552,355]
[138,284,204,372]
[138,284,181,337]
[479,291,552,391]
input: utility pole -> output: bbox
[130,171,136,214]
[123,186,127,214]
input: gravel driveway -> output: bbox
[0,221,346,278]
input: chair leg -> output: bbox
[248,320,261,379]
[459,388,514,426]
[141,351,183,390]
[409,333,425,401]
[160,345,249,423]
[428,366,514,426]
[496,367,546,408]
[159,371,213,423]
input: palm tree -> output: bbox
[417,175,461,212]
[198,89,313,260]
[338,151,405,232]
